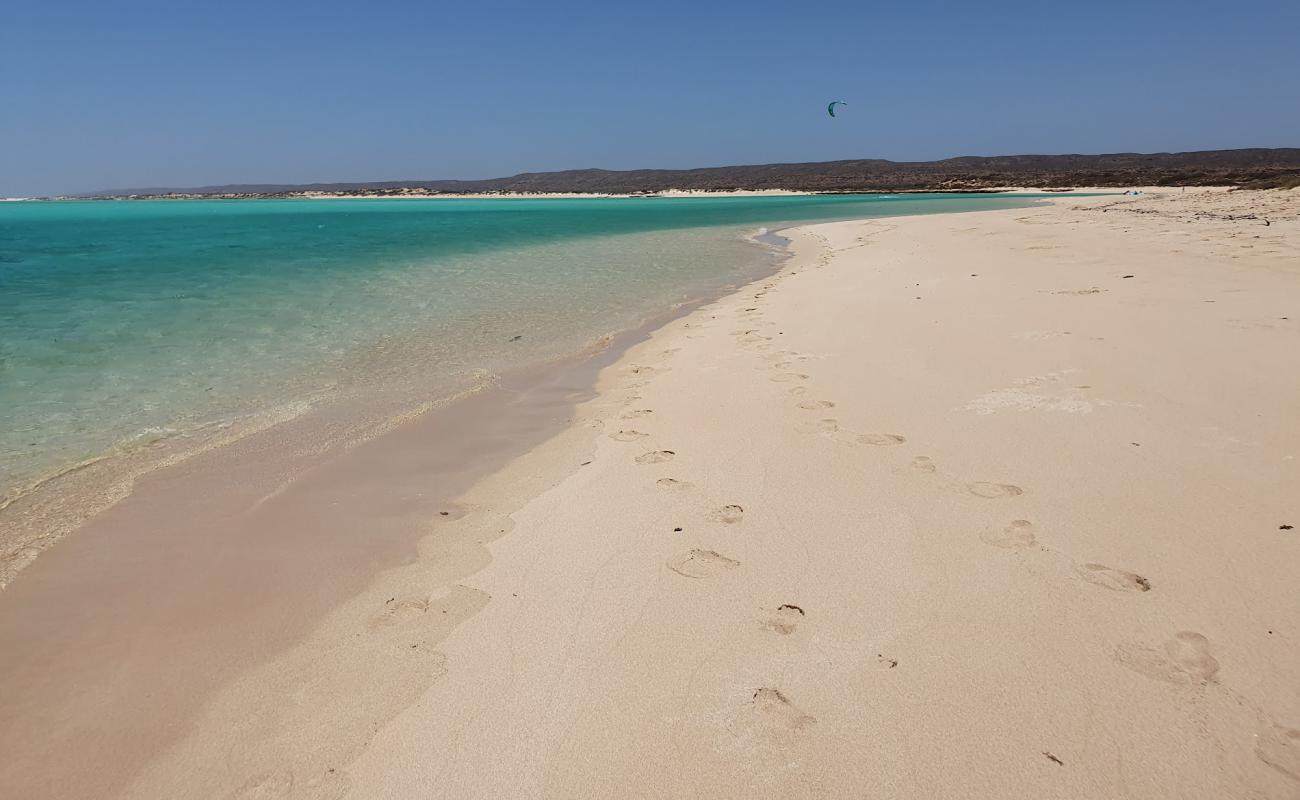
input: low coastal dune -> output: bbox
[92,190,1300,797]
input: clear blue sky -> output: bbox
[3,0,1297,196]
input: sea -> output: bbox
[0,193,1038,512]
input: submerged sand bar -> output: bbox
[3,188,1299,798]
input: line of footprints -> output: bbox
[598,277,1300,779]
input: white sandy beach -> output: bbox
[92,187,1300,799]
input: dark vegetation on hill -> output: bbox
[87,148,1300,198]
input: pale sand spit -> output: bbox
[120,188,1300,799]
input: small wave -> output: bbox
[0,399,317,515]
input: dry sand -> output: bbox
[16,188,1300,798]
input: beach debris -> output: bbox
[1122,274,1135,278]
[508,334,522,342]
[439,511,450,516]
[778,604,805,616]
[827,100,848,118]
[875,654,898,669]
[1282,524,1294,530]
[1043,752,1065,766]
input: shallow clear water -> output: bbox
[0,193,1037,497]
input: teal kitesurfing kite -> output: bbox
[827,100,847,117]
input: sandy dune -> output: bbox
[120,188,1300,798]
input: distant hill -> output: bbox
[85,148,1300,198]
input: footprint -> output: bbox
[609,430,649,442]
[372,585,489,630]
[760,604,805,635]
[873,654,899,670]
[857,433,906,446]
[797,399,836,410]
[749,688,816,733]
[628,365,664,377]
[1115,631,1219,685]
[1256,721,1300,782]
[770,373,808,383]
[621,409,654,419]
[981,519,1037,548]
[912,456,937,473]
[656,477,691,490]
[1075,563,1151,592]
[787,386,809,396]
[405,642,450,666]
[711,504,744,524]
[372,595,431,626]
[968,482,1025,499]
[667,549,740,578]
[635,450,676,464]
[797,418,840,436]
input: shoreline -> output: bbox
[0,222,798,799]
[0,219,791,592]
[3,186,1296,797]
[1,194,1044,592]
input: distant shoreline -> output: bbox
[45,147,1300,201]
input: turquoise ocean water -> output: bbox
[0,194,1037,502]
